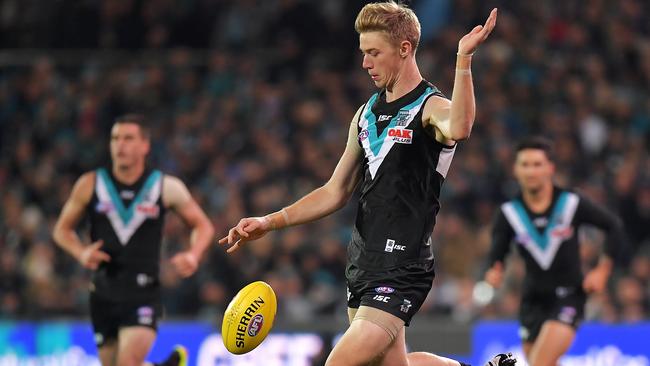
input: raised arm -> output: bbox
[163,175,215,277]
[220,106,365,252]
[424,8,497,144]
[53,172,111,270]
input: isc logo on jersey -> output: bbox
[388,128,412,144]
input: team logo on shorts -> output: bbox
[558,306,576,324]
[375,286,395,294]
[400,299,412,313]
[384,239,406,253]
[137,306,154,325]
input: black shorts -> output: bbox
[346,262,435,326]
[518,286,586,342]
[89,292,163,347]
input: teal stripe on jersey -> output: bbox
[96,168,162,225]
[366,87,433,156]
[362,94,380,156]
[511,191,569,250]
[97,168,130,223]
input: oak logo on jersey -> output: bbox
[550,225,574,240]
[136,203,160,218]
[388,128,413,144]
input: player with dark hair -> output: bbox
[221,2,515,366]
[484,136,624,366]
[53,114,215,366]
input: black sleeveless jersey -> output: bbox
[88,167,166,301]
[489,187,623,294]
[348,80,456,271]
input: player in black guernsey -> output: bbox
[53,115,214,366]
[220,3,516,366]
[484,137,623,366]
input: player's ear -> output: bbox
[143,139,151,156]
[399,40,411,58]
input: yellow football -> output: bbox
[221,281,277,354]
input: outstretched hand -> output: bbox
[218,216,272,253]
[458,8,498,55]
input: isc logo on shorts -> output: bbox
[384,239,406,253]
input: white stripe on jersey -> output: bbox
[96,172,163,245]
[436,145,456,178]
[358,92,434,179]
[501,192,580,270]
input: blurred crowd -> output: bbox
[1,0,649,326]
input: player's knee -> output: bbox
[326,347,381,366]
[529,353,557,366]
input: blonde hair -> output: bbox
[355,1,421,52]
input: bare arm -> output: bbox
[163,175,215,277]
[53,172,111,269]
[424,8,497,143]
[220,106,365,252]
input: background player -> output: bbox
[221,2,514,366]
[484,137,624,366]
[53,114,215,366]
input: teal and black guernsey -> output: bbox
[88,167,166,301]
[489,186,624,293]
[349,80,456,271]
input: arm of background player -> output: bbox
[484,208,514,288]
[423,9,497,144]
[220,106,364,252]
[163,176,215,277]
[53,172,111,270]
[576,195,625,292]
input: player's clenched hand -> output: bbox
[79,240,111,270]
[218,216,272,253]
[484,261,504,288]
[171,251,199,277]
[457,8,497,55]
[582,267,609,293]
